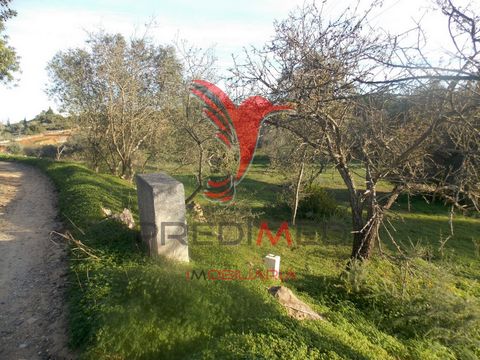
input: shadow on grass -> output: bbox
[80,264,283,359]
[6,155,478,359]
[289,273,347,303]
[172,173,284,207]
[88,262,373,359]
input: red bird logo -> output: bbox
[190,80,292,203]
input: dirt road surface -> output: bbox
[0,161,71,359]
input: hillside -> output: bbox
[0,129,73,152]
[2,155,478,359]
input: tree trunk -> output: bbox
[185,143,204,204]
[350,167,379,261]
[185,185,202,204]
[292,161,305,226]
[350,215,379,260]
[121,157,134,181]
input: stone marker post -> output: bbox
[136,173,189,262]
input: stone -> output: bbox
[136,173,189,262]
[102,207,135,229]
[268,286,324,321]
[111,208,135,229]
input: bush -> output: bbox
[23,145,58,159]
[298,185,337,220]
[62,134,87,159]
[5,142,22,154]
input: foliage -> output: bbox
[264,126,327,224]
[278,184,337,221]
[0,15,19,85]
[24,121,46,135]
[297,186,337,220]
[5,141,21,154]
[0,0,17,83]
[32,107,72,130]
[23,145,59,159]
[1,108,71,137]
[0,0,16,21]
[47,32,182,179]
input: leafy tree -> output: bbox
[26,121,45,134]
[0,0,16,21]
[0,0,19,85]
[32,107,69,129]
[48,32,182,179]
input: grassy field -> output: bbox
[1,154,479,359]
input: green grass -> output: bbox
[1,154,479,359]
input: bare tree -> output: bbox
[263,125,326,225]
[363,0,480,213]
[232,0,479,260]
[167,40,234,203]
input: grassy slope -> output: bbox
[1,154,479,360]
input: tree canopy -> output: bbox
[48,32,183,179]
[0,0,19,85]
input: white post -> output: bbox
[264,254,281,279]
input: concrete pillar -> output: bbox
[136,173,189,262]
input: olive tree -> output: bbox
[48,32,182,179]
[0,0,19,85]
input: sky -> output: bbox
[0,0,476,123]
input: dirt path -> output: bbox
[0,161,71,359]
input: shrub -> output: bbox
[62,134,87,159]
[297,185,337,220]
[5,142,22,154]
[23,145,58,159]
